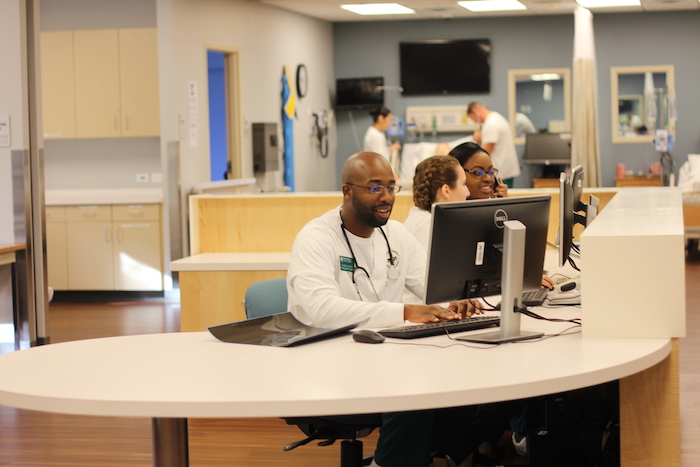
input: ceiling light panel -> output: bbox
[341,3,415,15]
[458,0,527,11]
[576,0,640,7]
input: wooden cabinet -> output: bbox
[532,178,560,189]
[117,28,161,137]
[46,206,69,290]
[615,177,662,187]
[41,31,77,139]
[48,204,163,291]
[111,205,163,290]
[41,28,160,139]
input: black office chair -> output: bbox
[244,279,383,467]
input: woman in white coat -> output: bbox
[364,106,401,164]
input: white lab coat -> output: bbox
[363,126,391,161]
[288,207,427,329]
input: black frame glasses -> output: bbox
[345,183,402,194]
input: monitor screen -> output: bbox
[425,195,551,305]
[335,77,384,110]
[523,132,571,165]
[558,165,598,268]
[570,164,584,212]
[400,40,491,95]
[558,173,575,268]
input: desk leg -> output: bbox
[152,418,189,467]
[619,338,680,465]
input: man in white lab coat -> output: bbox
[287,151,480,467]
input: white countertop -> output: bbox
[0,311,671,418]
[171,252,290,271]
[45,188,163,206]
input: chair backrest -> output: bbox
[244,278,288,319]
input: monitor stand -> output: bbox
[458,220,544,344]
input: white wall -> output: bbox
[160,0,337,194]
[0,0,30,329]
[0,0,29,243]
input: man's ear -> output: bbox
[342,184,352,198]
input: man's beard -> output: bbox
[352,197,391,227]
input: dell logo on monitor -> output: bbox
[494,209,508,228]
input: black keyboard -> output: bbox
[522,288,550,306]
[495,288,550,310]
[378,316,500,339]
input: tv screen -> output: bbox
[400,40,491,95]
[335,77,384,110]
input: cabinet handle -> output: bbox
[115,227,123,243]
[104,227,111,242]
[124,115,129,130]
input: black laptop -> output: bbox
[207,312,361,347]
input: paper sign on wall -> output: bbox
[0,115,10,147]
[188,81,199,147]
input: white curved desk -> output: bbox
[0,309,676,466]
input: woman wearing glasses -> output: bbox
[449,142,508,199]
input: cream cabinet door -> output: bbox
[46,207,68,290]
[113,221,163,291]
[119,28,160,137]
[65,206,114,290]
[73,29,121,138]
[41,31,76,139]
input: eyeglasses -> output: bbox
[345,183,402,194]
[464,168,499,179]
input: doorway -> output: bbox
[206,46,242,181]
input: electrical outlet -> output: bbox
[136,173,150,183]
[151,172,163,183]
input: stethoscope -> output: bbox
[340,215,400,301]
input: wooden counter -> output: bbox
[177,189,618,331]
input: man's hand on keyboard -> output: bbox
[403,304,462,323]
[449,299,484,319]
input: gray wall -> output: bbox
[333,11,700,187]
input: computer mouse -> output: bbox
[352,330,385,344]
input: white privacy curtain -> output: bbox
[571,7,601,187]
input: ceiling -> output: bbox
[257,0,700,22]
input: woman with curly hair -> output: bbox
[404,155,469,250]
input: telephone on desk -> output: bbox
[547,277,581,306]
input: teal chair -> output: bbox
[243,278,288,319]
[243,278,382,466]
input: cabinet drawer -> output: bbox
[112,204,160,221]
[65,205,112,221]
[46,206,66,222]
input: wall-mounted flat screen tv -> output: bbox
[400,40,491,95]
[335,77,384,109]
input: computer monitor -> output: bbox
[558,165,600,268]
[558,172,575,269]
[523,132,572,165]
[425,195,551,343]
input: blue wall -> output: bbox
[333,11,700,187]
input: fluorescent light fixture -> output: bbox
[458,0,526,12]
[576,0,640,7]
[530,73,561,81]
[341,3,415,15]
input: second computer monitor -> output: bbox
[425,195,551,305]
[523,132,572,165]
